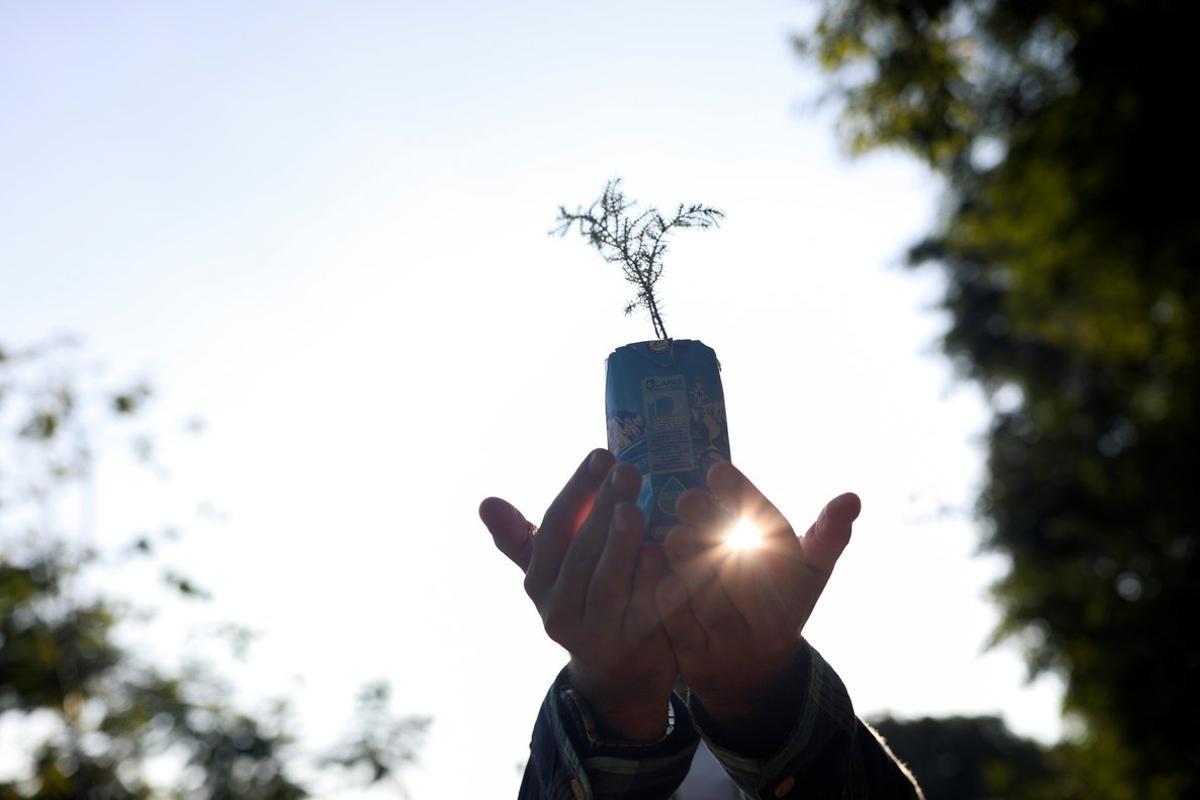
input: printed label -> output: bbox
[642,375,695,474]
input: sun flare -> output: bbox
[725,517,763,551]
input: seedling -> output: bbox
[552,178,723,340]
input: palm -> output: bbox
[479,453,679,741]
[654,463,859,718]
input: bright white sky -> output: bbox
[0,2,1064,796]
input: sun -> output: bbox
[725,517,763,551]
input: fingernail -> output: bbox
[610,463,637,492]
[587,449,610,478]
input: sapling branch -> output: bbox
[552,178,723,340]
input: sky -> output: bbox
[0,1,1065,796]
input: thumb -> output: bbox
[800,492,860,574]
[479,496,536,572]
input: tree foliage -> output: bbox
[553,178,724,340]
[0,339,427,798]
[872,715,1079,800]
[800,2,1199,797]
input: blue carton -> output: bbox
[605,339,730,542]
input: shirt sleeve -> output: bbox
[689,642,924,800]
[520,666,700,800]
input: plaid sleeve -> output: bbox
[690,642,924,800]
[520,666,699,800]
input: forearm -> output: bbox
[693,643,923,799]
[521,667,700,800]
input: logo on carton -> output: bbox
[644,376,684,393]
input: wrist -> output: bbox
[690,645,806,756]
[591,702,670,742]
[695,646,797,716]
[566,663,671,743]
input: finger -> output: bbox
[585,500,644,625]
[800,492,861,573]
[786,493,862,632]
[478,496,535,572]
[655,573,708,657]
[662,524,747,637]
[663,523,725,594]
[675,488,732,540]
[624,544,667,643]
[553,462,642,620]
[706,462,792,541]
[525,449,613,601]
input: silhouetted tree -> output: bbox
[871,715,1079,800]
[800,2,1199,797]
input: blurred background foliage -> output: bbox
[800,0,1197,797]
[0,340,427,799]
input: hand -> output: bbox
[479,449,677,742]
[654,462,859,749]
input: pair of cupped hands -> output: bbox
[479,449,859,749]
